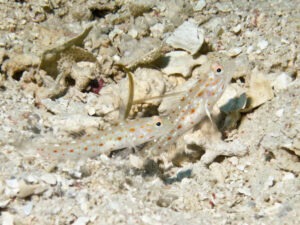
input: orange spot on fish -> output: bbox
[99,143,104,147]
[84,147,88,151]
[129,128,135,132]
[197,91,203,97]
[211,79,219,85]
[139,135,144,139]
[167,136,172,140]
[53,150,58,153]
[190,109,195,114]
[180,97,186,101]
[117,137,122,141]
[69,149,74,153]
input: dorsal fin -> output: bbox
[118,65,135,120]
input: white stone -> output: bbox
[227,47,242,57]
[128,29,138,38]
[194,0,206,11]
[150,23,165,38]
[25,174,39,184]
[2,212,14,225]
[5,179,20,197]
[275,108,284,117]
[23,202,33,216]
[282,172,295,180]
[41,173,57,185]
[129,154,144,169]
[232,24,241,33]
[237,187,251,196]
[166,20,204,55]
[72,217,90,225]
[257,39,269,50]
[0,199,11,208]
[160,51,204,77]
[272,72,293,91]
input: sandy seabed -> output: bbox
[0,0,299,224]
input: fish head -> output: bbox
[207,52,236,86]
[151,116,173,134]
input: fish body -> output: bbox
[38,116,173,159]
[148,53,234,152]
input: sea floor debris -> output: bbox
[0,0,299,224]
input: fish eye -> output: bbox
[216,67,222,73]
[156,121,161,126]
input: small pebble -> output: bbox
[227,47,242,57]
[237,187,251,197]
[41,174,57,185]
[232,24,241,34]
[282,172,295,180]
[275,109,284,117]
[166,19,204,55]
[0,199,11,208]
[2,212,14,225]
[257,40,269,50]
[24,175,39,184]
[194,0,206,11]
[72,216,90,225]
[23,202,33,216]
[272,72,293,91]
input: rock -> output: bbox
[118,37,163,69]
[227,47,242,57]
[275,108,284,117]
[193,0,206,11]
[232,24,242,34]
[246,70,274,109]
[209,162,228,183]
[23,202,33,216]
[85,85,120,119]
[129,154,144,169]
[72,216,90,225]
[24,175,39,184]
[70,61,98,91]
[150,23,165,38]
[17,180,39,198]
[0,48,6,64]
[166,19,204,55]
[215,2,233,12]
[5,179,19,197]
[2,212,14,225]
[159,51,206,77]
[0,199,10,208]
[41,173,57,185]
[272,72,293,91]
[237,187,251,197]
[2,54,40,78]
[257,39,269,50]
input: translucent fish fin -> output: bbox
[118,65,135,120]
[132,91,185,105]
[205,101,213,125]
